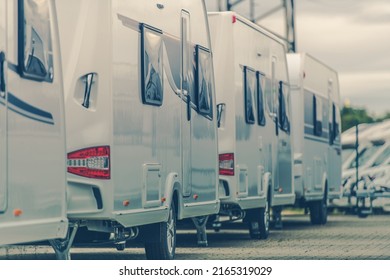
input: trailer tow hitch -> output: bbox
[114,226,139,251]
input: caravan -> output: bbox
[341,121,390,173]
[56,0,219,259]
[0,0,68,246]
[342,120,390,178]
[287,53,342,224]
[332,123,390,215]
[208,12,295,239]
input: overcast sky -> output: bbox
[205,0,390,116]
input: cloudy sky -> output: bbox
[205,0,390,117]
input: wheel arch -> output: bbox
[163,172,182,220]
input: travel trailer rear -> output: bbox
[208,12,294,239]
[287,53,342,224]
[0,0,68,246]
[56,0,219,259]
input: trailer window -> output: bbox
[278,81,289,133]
[195,45,213,118]
[141,24,163,106]
[313,95,323,136]
[244,67,256,124]
[257,73,266,126]
[18,0,53,82]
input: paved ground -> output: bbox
[2,213,390,260]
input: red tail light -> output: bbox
[219,153,234,176]
[67,146,110,179]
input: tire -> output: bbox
[248,199,270,240]
[259,199,270,239]
[357,209,369,218]
[357,197,369,218]
[144,201,177,260]
[310,196,328,225]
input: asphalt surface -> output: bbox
[1,213,390,260]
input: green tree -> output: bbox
[341,106,375,132]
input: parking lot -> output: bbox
[2,212,390,260]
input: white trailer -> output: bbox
[287,53,342,224]
[208,12,295,239]
[0,0,68,246]
[333,125,390,216]
[342,121,390,177]
[56,0,219,259]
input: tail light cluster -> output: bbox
[219,153,234,176]
[67,146,110,179]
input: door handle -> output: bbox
[0,52,5,93]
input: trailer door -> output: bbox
[270,57,279,196]
[181,11,193,196]
[270,57,294,204]
[277,81,293,196]
[0,0,7,213]
[181,11,217,202]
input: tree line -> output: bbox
[341,106,390,132]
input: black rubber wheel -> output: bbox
[248,199,270,240]
[356,197,370,218]
[115,242,126,251]
[310,197,328,225]
[357,210,369,218]
[144,201,177,260]
[357,204,369,218]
